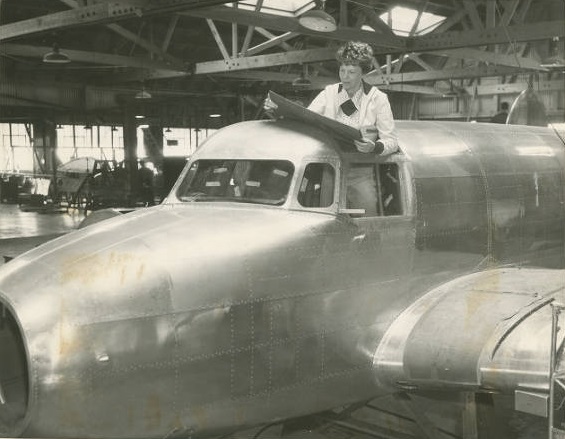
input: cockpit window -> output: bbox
[176,159,294,205]
[298,163,335,208]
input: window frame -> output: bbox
[340,153,409,219]
[290,158,339,213]
[175,158,295,206]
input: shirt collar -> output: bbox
[338,81,373,95]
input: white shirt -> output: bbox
[335,86,363,127]
[308,82,398,155]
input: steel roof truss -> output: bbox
[410,20,565,52]
[366,64,527,85]
[57,0,184,67]
[429,47,545,71]
[206,18,230,61]
[500,0,521,26]
[181,6,406,50]
[0,3,141,42]
[463,0,484,30]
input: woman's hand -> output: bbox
[263,96,278,113]
[354,139,376,153]
[354,139,385,154]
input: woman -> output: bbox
[308,41,398,154]
[266,41,398,155]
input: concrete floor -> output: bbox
[0,203,84,265]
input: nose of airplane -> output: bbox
[0,299,29,436]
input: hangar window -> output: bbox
[176,159,294,206]
[379,6,445,36]
[346,163,402,217]
[298,163,335,208]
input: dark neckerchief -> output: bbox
[338,81,374,116]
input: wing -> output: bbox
[374,268,565,400]
[1,234,64,263]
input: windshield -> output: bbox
[176,159,294,205]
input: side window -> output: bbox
[298,163,335,208]
[346,163,402,217]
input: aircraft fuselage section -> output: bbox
[0,119,563,438]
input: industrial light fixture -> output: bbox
[84,124,92,130]
[208,113,221,118]
[292,76,312,87]
[164,127,172,133]
[111,126,119,132]
[43,44,71,64]
[135,85,152,99]
[540,56,565,70]
[56,124,63,129]
[298,0,336,32]
[135,115,145,119]
[541,37,565,71]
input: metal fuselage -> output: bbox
[0,120,563,438]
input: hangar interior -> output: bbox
[0,0,564,212]
[0,2,565,439]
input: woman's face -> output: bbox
[339,64,363,95]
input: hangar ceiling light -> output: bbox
[43,44,71,64]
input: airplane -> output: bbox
[0,92,563,439]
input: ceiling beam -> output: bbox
[219,64,532,87]
[463,79,565,95]
[216,75,446,96]
[137,47,336,79]
[500,0,521,26]
[56,0,184,67]
[218,69,330,84]
[515,0,533,24]
[354,6,397,39]
[462,0,483,30]
[366,64,529,85]
[106,23,186,68]
[244,31,297,56]
[206,19,230,60]
[0,3,141,42]
[161,14,180,51]
[249,28,296,54]
[433,8,467,33]
[406,54,435,71]
[180,6,406,50]
[240,0,264,55]
[427,47,545,70]
[0,44,186,72]
[194,46,335,74]
[409,20,565,52]
[183,7,565,56]
[381,84,444,95]
[486,0,496,28]
[0,0,245,43]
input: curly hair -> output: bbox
[336,41,374,73]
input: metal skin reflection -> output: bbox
[0,118,563,438]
